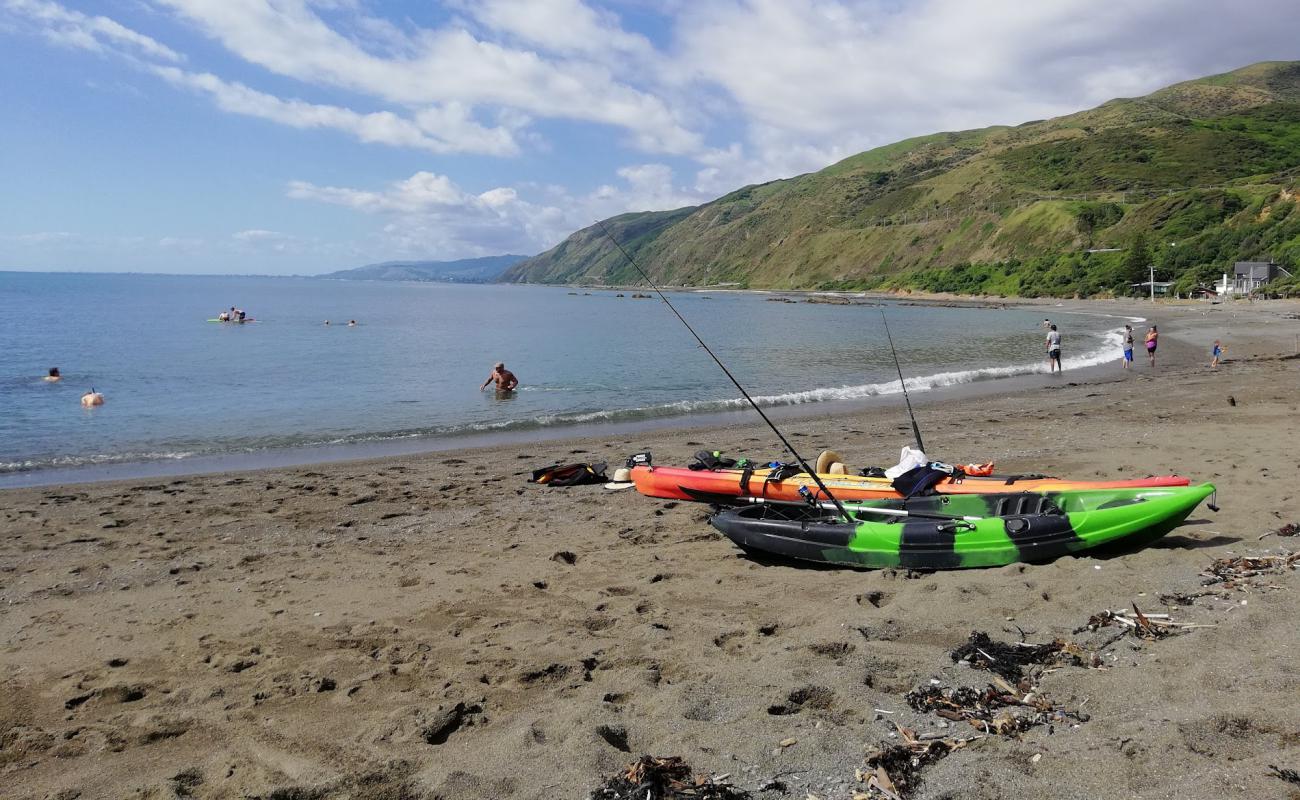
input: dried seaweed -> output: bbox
[1262,522,1300,539]
[905,682,1087,736]
[590,756,750,800]
[861,725,974,798]
[1201,552,1300,590]
[949,631,1069,681]
[1269,764,1300,785]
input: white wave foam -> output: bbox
[0,450,195,473]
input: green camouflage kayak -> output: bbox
[708,484,1216,569]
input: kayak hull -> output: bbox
[632,464,1191,503]
[709,484,1215,570]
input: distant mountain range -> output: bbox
[504,61,1300,297]
[322,254,528,283]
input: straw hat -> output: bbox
[604,467,635,489]
[815,450,844,475]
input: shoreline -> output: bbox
[3,299,1300,799]
[2,298,1156,490]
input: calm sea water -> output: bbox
[0,272,1125,482]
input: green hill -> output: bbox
[323,254,526,283]
[503,61,1300,297]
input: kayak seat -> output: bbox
[991,495,1063,517]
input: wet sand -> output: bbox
[3,299,1300,800]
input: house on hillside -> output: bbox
[1216,261,1292,296]
[1131,280,1174,297]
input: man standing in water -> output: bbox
[480,362,519,393]
[1046,324,1062,373]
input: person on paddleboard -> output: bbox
[480,362,518,393]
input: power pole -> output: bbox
[1150,263,1155,303]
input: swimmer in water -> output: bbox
[45,367,61,382]
[479,362,518,392]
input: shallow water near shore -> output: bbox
[1,272,1125,482]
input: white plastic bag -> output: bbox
[884,445,927,479]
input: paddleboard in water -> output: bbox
[206,318,257,323]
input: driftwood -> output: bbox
[1075,605,1212,640]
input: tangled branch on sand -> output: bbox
[1075,605,1211,640]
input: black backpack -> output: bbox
[688,450,739,471]
[529,462,608,486]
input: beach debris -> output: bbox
[905,679,1087,736]
[1200,551,1299,590]
[1156,590,1221,606]
[1074,605,1209,640]
[1268,765,1300,785]
[949,631,1091,681]
[589,756,751,800]
[860,724,976,798]
[1259,522,1300,540]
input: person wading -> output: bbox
[480,362,519,393]
[1046,324,1062,373]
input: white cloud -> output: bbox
[286,165,713,258]
[152,65,521,155]
[456,0,655,61]
[2,0,181,61]
[153,0,701,154]
[0,230,80,244]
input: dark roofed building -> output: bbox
[1217,261,1292,296]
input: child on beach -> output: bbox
[1122,325,1134,369]
[1211,340,1225,368]
[1145,325,1158,367]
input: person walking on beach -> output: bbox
[1045,324,1062,373]
[1122,325,1134,370]
[480,362,518,393]
[1211,339,1225,369]
[1145,325,1158,367]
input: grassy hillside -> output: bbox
[325,254,526,282]
[504,62,1300,297]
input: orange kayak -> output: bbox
[631,465,1191,503]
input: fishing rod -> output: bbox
[678,487,981,522]
[879,310,926,453]
[595,220,852,522]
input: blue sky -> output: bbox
[2,0,1298,275]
